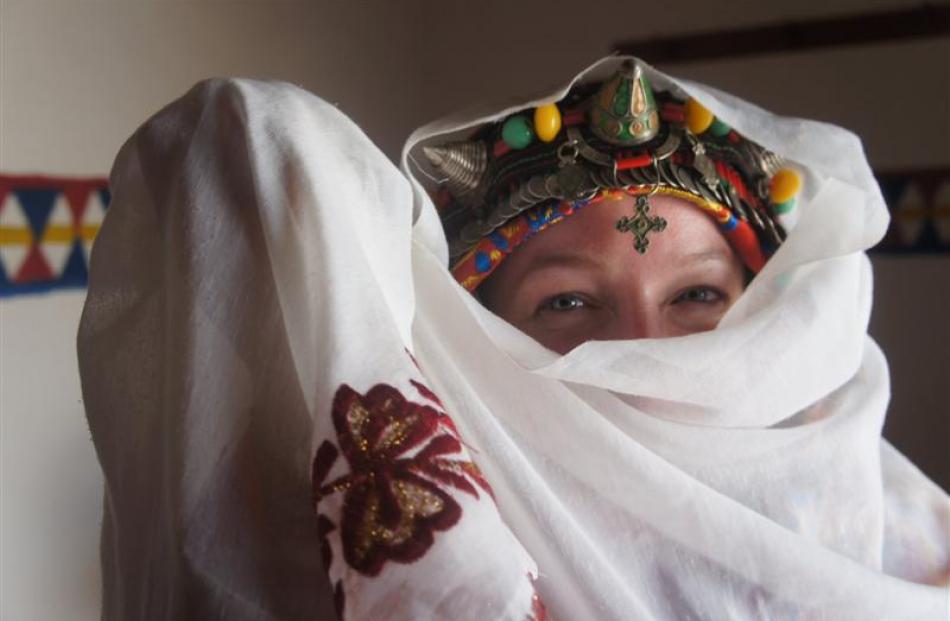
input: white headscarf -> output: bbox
[80,57,948,620]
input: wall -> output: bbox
[0,2,422,619]
[1,1,947,619]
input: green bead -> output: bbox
[502,115,533,149]
[709,118,731,137]
[773,198,796,215]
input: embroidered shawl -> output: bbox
[79,58,949,620]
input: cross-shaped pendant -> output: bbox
[614,194,667,254]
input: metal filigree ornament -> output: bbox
[685,131,719,192]
[422,142,488,206]
[615,195,667,254]
[555,140,597,200]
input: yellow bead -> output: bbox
[770,168,802,204]
[685,97,714,134]
[534,103,562,143]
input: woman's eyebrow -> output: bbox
[679,249,735,264]
[520,252,606,276]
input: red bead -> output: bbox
[616,154,653,170]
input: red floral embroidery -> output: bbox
[410,378,443,408]
[314,511,345,617]
[313,382,492,577]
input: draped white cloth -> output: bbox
[79,57,948,620]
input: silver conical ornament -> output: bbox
[590,60,660,146]
[423,141,488,203]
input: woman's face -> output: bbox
[479,195,746,354]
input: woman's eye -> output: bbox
[673,287,723,304]
[539,293,587,312]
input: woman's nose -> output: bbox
[606,303,664,341]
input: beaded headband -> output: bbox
[423,61,802,291]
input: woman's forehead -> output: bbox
[482,195,740,292]
[514,196,734,262]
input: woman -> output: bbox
[79,57,948,619]
[420,60,781,353]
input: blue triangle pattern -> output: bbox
[60,240,88,286]
[15,189,59,238]
[0,255,10,286]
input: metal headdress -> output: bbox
[421,60,801,291]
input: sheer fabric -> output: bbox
[79,57,948,620]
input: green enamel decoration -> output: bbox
[502,115,534,149]
[618,123,632,142]
[612,79,632,117]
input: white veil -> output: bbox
[79,57,948,620]
[402,56,949,619]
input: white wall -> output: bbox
[1,1,947,619]
[0,292,99,619]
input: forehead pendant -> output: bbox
[615,195,667,254]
